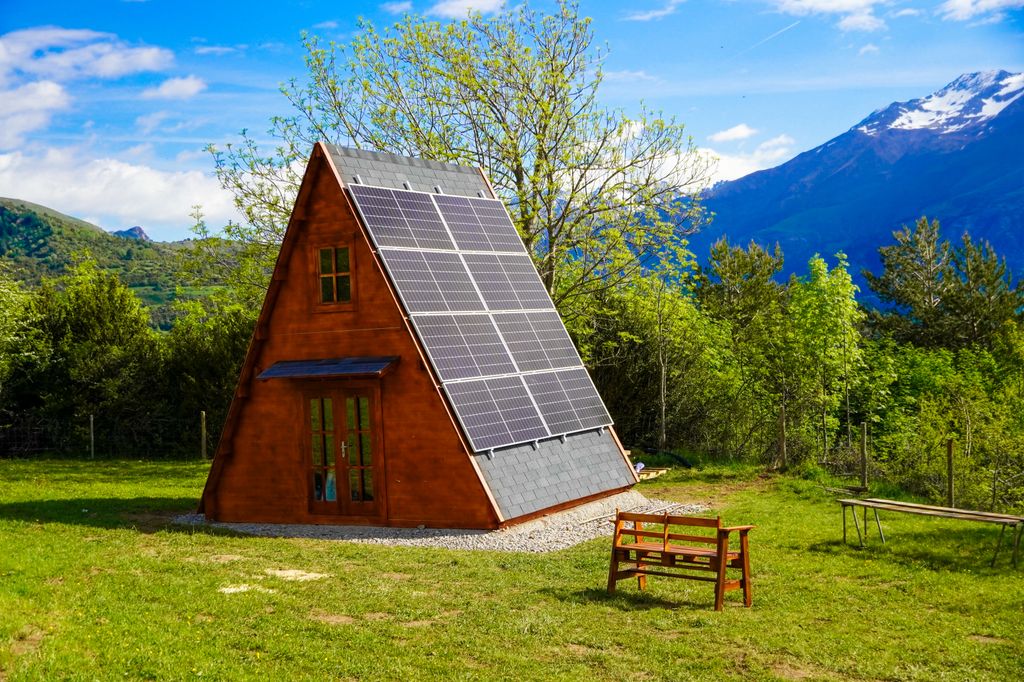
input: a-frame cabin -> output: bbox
[200,143,637,529]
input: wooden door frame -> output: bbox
[301,379,386,523]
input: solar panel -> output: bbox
[468,199,526,252]
[432,194,525,253]
[524,368,611,434]
[377,250,484,313]
[431,195,492,251]
[412,314,516,381]
[349,184,454,250]
[493,311,582,372]
[463,253,554,311]
[444,376,548,451]
[346,182,614,452]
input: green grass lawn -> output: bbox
[1,460,1021,681]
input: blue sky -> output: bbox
[1,0,1021,240]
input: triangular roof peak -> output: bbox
[322,143,493,199]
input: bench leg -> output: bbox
[991,525,1006,568]
[636,558,647,591]
[740,533,752,608]
[714,535,730,611]
[607,549,618,593]
[873,509,885,544]
[843,505,848,544]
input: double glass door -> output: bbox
[307,390,379,518]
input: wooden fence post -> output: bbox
[946,439,954,508]
[860,422,868,490]
[201,411,208,460]
[778,403,787,469]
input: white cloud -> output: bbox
[0,146,239,239]
[141,75,206,100]
[709,123,759,142]
[427,0,504,18]
[135,110,171,134]
[624,1,685,21]
[838,10,887,30]
[771,0,889,32]
[858,42,880,55]
[604,69,658,82]
[889,8,922,16]
[939,0,1024,20]
[702,134,797,182]
[0,81,71,149]
[313,20,339,29]
[194,45,237,56]
[0,27,172,86]
[381,1,413,12]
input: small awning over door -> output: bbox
[257,356,399,380]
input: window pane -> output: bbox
[360,433,372,466]
[326,471,337,501]
[359,397,370,430]
[320,276,335,303]
[314,472,324,501]
[349,470,361,501]
[312,435,323,465]
[325,435,335,466]
[319,248,333,274]
[336,247,350,273]
[347,433,358,466]
[310,399,321,432]
[337,275,351,302]
[363,471,374,501]
[346,398,355,431]
[323,398,334,431]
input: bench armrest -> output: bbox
[720,525,755,534]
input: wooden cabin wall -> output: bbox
[207,164,499,528]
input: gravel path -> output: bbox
[173,491,707,553]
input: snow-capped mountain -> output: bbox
[855,70,1024,137]
[695,71,1024,286]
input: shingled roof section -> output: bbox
[325,144,491,198]
[472,430,634,520]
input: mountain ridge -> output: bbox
[697,70,1024,282]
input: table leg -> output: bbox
[851,505,863,547]
[1012,524,1021,568]
[873,509,885,544]
[843,505,848,544]
[991,524,1006,568]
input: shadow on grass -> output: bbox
[540,586,719,611]
[0,496,202,533]
[806,524,1022,572]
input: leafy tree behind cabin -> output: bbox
[199,0,712,311]
[0,261,254,457]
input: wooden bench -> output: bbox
[607,510,754,611]
[839,498,1023,567]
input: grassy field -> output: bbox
[1,460,1021,681]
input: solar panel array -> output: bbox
[347,183,612,452]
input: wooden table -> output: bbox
[838,498,1023,567]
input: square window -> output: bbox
[317,246,352,305]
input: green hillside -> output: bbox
[0,197,209,328]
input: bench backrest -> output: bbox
[613,510,722,549]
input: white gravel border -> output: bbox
[173,491,707,553]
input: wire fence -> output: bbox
[0,412,217,459]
